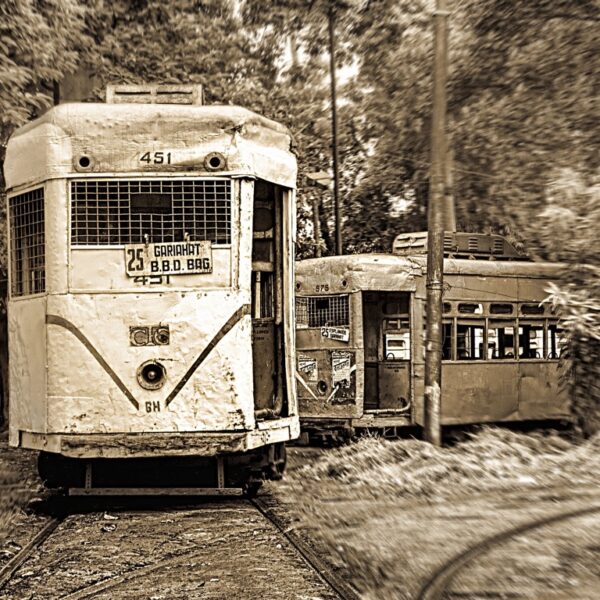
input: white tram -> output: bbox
[4,85,299,492]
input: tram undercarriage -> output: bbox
[38,442,287,496]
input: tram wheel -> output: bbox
[267,442,287,480]
[243,480,263,498]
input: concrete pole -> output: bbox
[328,4,343,255]
[424,0,449,446]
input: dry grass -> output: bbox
[0,441,39,540]
[283,427,599,501]
[272,428,600,599]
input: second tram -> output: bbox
[295,232,570,440]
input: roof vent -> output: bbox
[106,84,203,105]
[392,232,528,261]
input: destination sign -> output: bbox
[125,241,212,277]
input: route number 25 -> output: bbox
[140,151,172,165]
[127,248,144,272]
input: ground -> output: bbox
[1,427,599,598]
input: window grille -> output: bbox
[9,188,45,297]
[71,179,231,245]
[296,295,349,328]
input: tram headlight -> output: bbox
[204,152,227,171]
[137,361,167,390]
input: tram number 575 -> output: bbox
[140,151,172,165]
[126,248,144,272]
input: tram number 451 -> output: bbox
[140,151,172,165]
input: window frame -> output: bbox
[8,186,46,299]
[295,293,350,329]
[69,177,234,248]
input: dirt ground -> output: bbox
[1,428,600,599]
[265,429,600,599]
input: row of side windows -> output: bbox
[441,319,565,361]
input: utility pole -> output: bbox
[328,3,342,255]
[424,0,449,446]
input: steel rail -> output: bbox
[251,497,361,600]
[0,515,64,591]
[417,504,600,600]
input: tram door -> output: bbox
[362,292,411,411]
[251,180,285,414]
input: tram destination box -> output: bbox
[124,241,213,276]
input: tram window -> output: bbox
[252,239,273,263]
[443,302,452,313]
[383,296,409,315]
[71,179,231,245]
[521,304,544,315]
[457,323,484,359]
[442,322,453,360]
[253,206,274,232]
[519,323,544,359]
[458,303,483,315]
[384,318,409,331]
[9,187,46,297]
[252,272,274,319]
[490,303,514,315]
[296,295,349,328]
[547,324,566,359]
[488,321,516,359]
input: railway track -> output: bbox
[0,494,359,600]
[417,503,600,600]
[0,514,64,591]
[251,497,361,600]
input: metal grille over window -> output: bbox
[71,179,231,245]
[9,188,45,297]
[296,295,349,328]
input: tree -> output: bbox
[0,0,98,425]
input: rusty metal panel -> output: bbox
[296,349,359,418]
[441,363,519,424]
[378,363,410,409]
[518,362,570,419]
[444,274,519,302]
[252,321,276,410]
[296,254,420,296]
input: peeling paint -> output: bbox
[6,101,299,456]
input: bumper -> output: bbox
[12,416,300,459]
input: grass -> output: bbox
[270,427,600,598]
[281,427,599,501]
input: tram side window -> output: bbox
[9,188,45,297]
[547,323,566,359]
[487,321,516,359]
[296,295,349,328]
[519,323,544,359]
[457,322,484,359]
[442,322,453,360]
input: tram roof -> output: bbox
[5,103,296,190]
[296,253,565,295]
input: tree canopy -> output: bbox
[0,0,599,428]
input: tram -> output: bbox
[295,232,570,440]
[4,84,299,492]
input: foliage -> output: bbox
[0,0,96,153]
[538,171,600,434]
